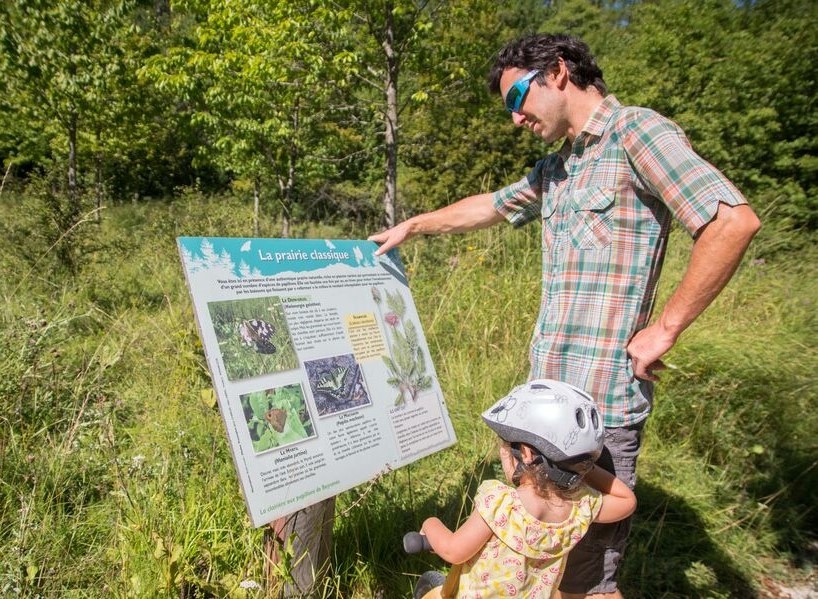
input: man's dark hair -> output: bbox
[488,33,607,96]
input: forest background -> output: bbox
[1,0,816,597]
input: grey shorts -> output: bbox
[558,421,645,595]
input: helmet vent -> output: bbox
[529,383,551,390]
[575,408,586,428]
[591,408,599,428]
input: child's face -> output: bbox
[499,442,517,482]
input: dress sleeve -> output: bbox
[474,480,516,533]
[491,160,546,228]
[622,109,747,237]
[566,485,603,541]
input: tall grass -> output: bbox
[1,192,816,597]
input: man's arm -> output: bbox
[368,192,504,255]
[627,202,761,380]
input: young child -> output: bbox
[416,379,637,598]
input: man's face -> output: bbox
[499,67,567,144]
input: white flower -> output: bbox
[239,579,260,589]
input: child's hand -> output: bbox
[499,442,516,482]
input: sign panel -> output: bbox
[178,237,455,527]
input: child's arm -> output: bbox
[420,509,493,564]
[583,465,637,523]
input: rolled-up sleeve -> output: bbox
[492,160,545,228]
[622,110,747,237]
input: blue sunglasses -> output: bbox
[504,70,540,113]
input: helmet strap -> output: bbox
[511,443,582,490]
[542,458,582,490]
[510,444,526,486]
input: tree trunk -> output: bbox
[154,0,170,30]
[0,162,12,198]
[253,178,260,237]
[278,166,293,239]
[67,111,79,221]
[95,130,103,223]
[277,106,299,239]
[382,0,399,229]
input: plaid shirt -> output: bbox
[493,95,747,427]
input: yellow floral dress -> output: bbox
[455,479,602,598]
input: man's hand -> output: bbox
[627,203,761,382]
[368,219,415,256]
[626,322,675,382]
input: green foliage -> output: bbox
[140,0,354,234]
[0,0,138,210]
[602,0,818,227]
[2,0,818,594]
[1,196,816,596]
[398,0,549,213]
[0,185,96,275]
[2,0,817,230]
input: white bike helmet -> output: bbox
[481,379,604,490]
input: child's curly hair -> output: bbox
[510,442,591,501]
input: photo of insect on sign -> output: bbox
[177,237,456,527]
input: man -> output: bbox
[369,33,760,598]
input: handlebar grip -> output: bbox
[403,531,432,554]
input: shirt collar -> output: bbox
[558,94,621,159]
[582,94,620,137]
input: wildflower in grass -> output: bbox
[240,579,260,589]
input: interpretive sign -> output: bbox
[177,237,456,527]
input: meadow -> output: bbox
[1,191,816,598]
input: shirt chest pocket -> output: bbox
[569,187,615,250]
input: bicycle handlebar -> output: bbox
[403,531,432,554]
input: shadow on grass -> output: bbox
[622,479,757,598]
[747,441,818,566]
